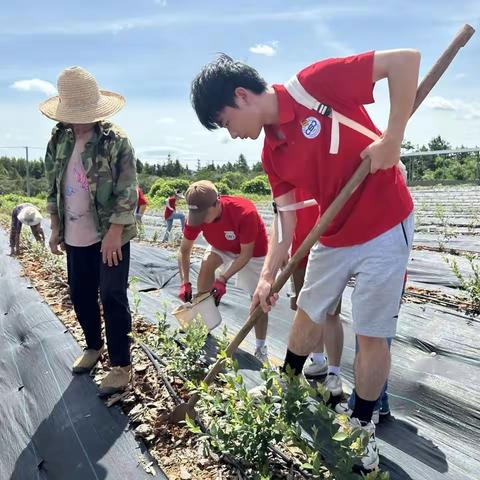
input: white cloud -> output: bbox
[10,79,57,96]
[455,73,467,80]
[424,96,456,111]
[154,0,167,5]
[249,43,277,57]
[2,6,374,36]
[424,96,480,119]
[156,117,176,124]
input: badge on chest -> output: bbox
[224,231,236,241]
[301,116,321,139]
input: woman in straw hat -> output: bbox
[40,66,138,396]
[9,203,45,256]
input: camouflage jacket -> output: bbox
[45,121,137,245]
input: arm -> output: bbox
[364,49,421,173]
[102,137,138,266]
[109,136,138,225]
[252,189,297,313]
[44,137,58,217]
[44,135,64,255]
[178,236,194,284]
[9,207,20,254]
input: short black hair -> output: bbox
[191,54,267,130]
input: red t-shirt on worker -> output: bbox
[183,195,268,257]
[164,196,176,220]
[262,51,413,247]
[136,187,148,207]
[292,188,320,268]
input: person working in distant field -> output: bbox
[135,186,148,224]
[9,203,45,256]
[41,66,137,396]
[163,189,186,242]
[191,49,419,471]
[177,180,271,364]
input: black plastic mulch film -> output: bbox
[2,205,480,479]
[0,231,166,480]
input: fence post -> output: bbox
[25,146,31,197]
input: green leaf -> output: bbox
[332,431,349,442]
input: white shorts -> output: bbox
[297,213,414,338]
[204,246,265,296]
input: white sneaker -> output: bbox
[347,417,379,471]
[323,373,343,396]
[335,401,380,425]
[303,357,328,378]
[254,345,270,366]
[248,372,306,400]
[334,416,379,471]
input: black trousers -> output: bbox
[66,242,132,367]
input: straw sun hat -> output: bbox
[39,66,125,124]
[18,205,43,227]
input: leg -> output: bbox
[354,336,390,402]
[197,249,223,295]
[162,218,173,242]
[290,241,350,374]
[289,308,326,356]
[66,243,102,350]
[99,242,132,367]
[172,212,185,231]
[254,311,268,341]
[350,215,413,422]
[324,309,343,369]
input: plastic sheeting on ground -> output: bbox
[0,231,166,480]
[129,240,480,480]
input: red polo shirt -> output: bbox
[183,195,268,257]
[262,51,413,247]
[292,188,320,268]
[137,187,148,207]
[164,196,176,220]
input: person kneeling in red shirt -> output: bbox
[177,180,270,364]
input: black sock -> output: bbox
[352,393,377,424]
[281,349,308,376]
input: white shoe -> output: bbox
[303,357,328,378]
[349,417,379,471]
[334,416,379,471]
[335,401,380,425]
[254,345,270,366]
[248,372,306,400]
[323,373,343,396]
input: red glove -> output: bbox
[211,278,227,306]
[179,282,192,302]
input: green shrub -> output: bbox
[240,175,271,195]
[215,181,231,195]
[222,172,246,190]
[0,194,45,214]
[150,178,190,197]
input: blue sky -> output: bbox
[0,0,479,167]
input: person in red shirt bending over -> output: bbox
[191,49,419,471]
[177,180,270,364]
[135,186,149,224]
[163,190,185,242]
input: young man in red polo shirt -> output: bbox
[191,50,419,471]
[163,190,186,242]
[177,180,270,364]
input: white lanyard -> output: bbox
[274,76,382,243]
